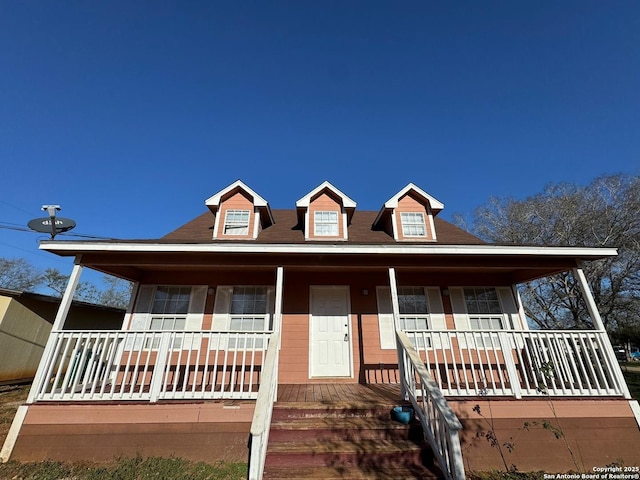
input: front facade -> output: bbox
[2,180,640,476]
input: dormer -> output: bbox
[373,183,444,241]
[205,180,274,240]
[296,181,356,241]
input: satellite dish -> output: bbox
[28,217,77,234]
[28,205,76,239]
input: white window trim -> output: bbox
[400,212,427,238]
[313,210,340,237]
[450,286,512,331]
[376,286,447,350]
[213,285,275,350]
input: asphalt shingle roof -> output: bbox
[161,209,485,245]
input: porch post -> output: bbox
[573,263,631,399]
[573,264,606,332]
[27,257,84,404]
[274,266,284,334]
[388,267,401,331]
[388,267,406,398]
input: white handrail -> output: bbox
[402,329,630,398]
[32,330,273,402]
[397,331,465,480]
[248,331,281,480]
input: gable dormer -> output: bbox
[296,181,356,241]
[373,183,444,241]
[205,180,274,240]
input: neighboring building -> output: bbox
[0,288,124,384]
[2,181,639,478]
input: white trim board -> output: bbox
[40,241,617,259]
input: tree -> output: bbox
[0,257,132,309]
[457,174,640,333]
[0,257,43,291]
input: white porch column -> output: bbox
[573,264,606,332]
[388,267,401,331]
[27,257,84,403]
[388,267,407,398]
[574,263,631,399]
[274,266,284,334]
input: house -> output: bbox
[0,288,124,384]
[2,180,640,478]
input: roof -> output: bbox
[295,181,357,209]
[161,209,484,244]
[0,288,125,312]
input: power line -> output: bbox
[0,199,35,217]
[0,222,119,240]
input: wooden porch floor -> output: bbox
[276,383,402,404]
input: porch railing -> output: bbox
[404,329,630,398]
[31,330,273,402]
[397,331,465,480]
[248,331,281,480]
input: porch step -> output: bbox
[263,465,441,479]
[263,399,442,479]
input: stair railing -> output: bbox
[247,331,281,480]
[397,331,465,480]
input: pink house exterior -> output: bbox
[2,180,639,478]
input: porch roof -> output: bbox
[39,239,617,285]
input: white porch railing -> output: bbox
[31,330,273,402]
[397,331,465,480]
[248,331,281,480]
[404,329,630,398]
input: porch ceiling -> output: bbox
[38,241,616,285]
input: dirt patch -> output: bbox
[0,384,30,446]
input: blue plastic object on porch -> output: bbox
[391,406,414,424]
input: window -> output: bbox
[229,286,269,348]
[400,212,426,237]
[148,286,192,348]
[398,287,430,347]
[151,286,191,315]
[464,288,504,330]
[314,211,339,236]
[223,209,250,235]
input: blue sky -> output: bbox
[1,1,639,278]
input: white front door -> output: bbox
[310,286,352,377]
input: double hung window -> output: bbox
[398,287,430,347]
[463,287,503,329]
[400,212,427,237]
[229,286,269,348]
[314,211,339,236]
[223,209,250,235]
[148,286,192,348]
[463,287,504,347]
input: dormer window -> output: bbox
[314,211,339,236]
[373,183,444,242]
[224,209,251,235]
[400,212,427,237]
[205,180,274,240]
[296,181,357,241]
